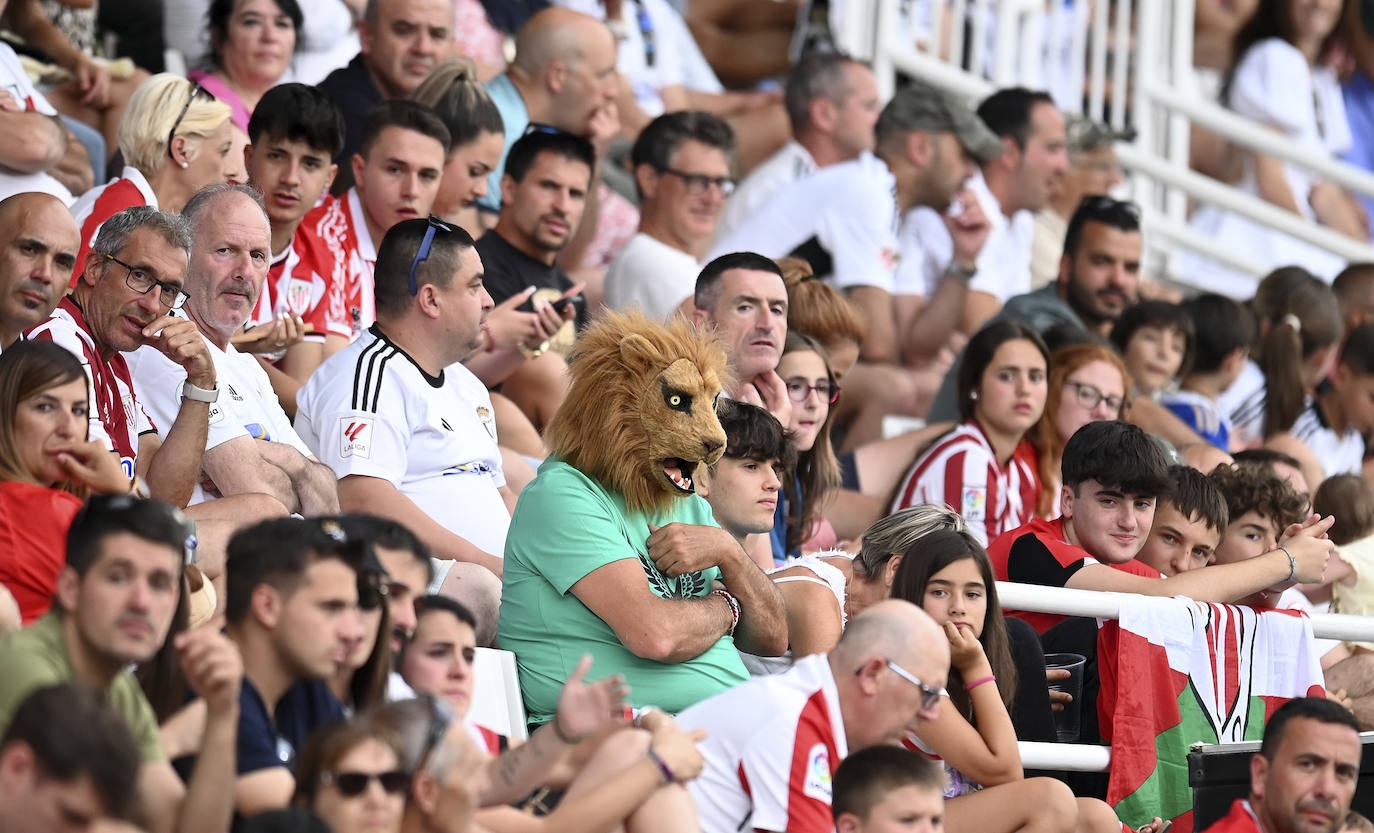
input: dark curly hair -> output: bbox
[1207,463,1307,534]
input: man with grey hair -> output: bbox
[27,205,215,506]
[319,0,456,193]
[128,184,339,517]
[716,53,881,243]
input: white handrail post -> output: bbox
[1088,0,1109,121]
[1131,0,1161,215]
[873,0,897,102]
[1167,0,1197,224]
[1110,0,1132,128]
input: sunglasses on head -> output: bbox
[408,216,455,296]
[320,770,410,797]
[166,82,217,161]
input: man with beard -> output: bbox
[1200,697,1360,833]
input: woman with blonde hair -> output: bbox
[1033,343,1132,517]
[70,73,238,272]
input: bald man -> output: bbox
[677,600,950,833]
[478,7,621,214]
[0,192,79,351]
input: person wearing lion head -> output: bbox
[499,310,789,725]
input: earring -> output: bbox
[180,161,189,169]
[969,391,979,400]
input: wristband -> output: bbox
[712,588,741,636]
[646,747,677,784]
[1277,545,1297,583]
[181,380,219,403]
[964,674,996,691]
[551,714,582,745]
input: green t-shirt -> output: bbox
[0,613,165,763]
[498,459,750,723]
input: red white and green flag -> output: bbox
[1098,597,1325,833]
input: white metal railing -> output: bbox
[844,0,1374,290]
[996,581,1374,772]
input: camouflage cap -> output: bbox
[1066,115,1137,153]
[875,79,1005,163]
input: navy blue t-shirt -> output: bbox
[238,677,345,774]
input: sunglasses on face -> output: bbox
[320,770,410,797]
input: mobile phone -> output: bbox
[559,294,583,315]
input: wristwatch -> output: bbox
[944,261,978,284]
[182,380,220,403]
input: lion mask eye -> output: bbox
[660,379,693,413]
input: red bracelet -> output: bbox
[964,674,996,691]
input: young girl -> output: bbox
[1290,324,1374,481]
[891,529,1149,833]
[1033,343,1130,518]
[771,332,843,561]
[1109,300,1194,399]
[893,321,1048,546]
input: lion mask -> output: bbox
[546,310,730,514]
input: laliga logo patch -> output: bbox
[340,416,373,459]
[802,743,832,802]
[961,486,986,521]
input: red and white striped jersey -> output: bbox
[248,231,351,348]
[69,166,158,287]
[299,189,375,344]
[891,420,1040,547]
[26,297,157,478]
[677,654,848,833]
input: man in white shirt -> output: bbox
[717,53,881,244]
[295,217,508,644]
[606,111,735,319]
[127,185,340,517]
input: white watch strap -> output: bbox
[182,380,219,403]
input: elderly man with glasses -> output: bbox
[295,215,507,646]
[125,185,338,521]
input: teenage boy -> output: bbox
[1160,293,1257,450]
[1135,464,1229,577]
[831,746,946,833]
[1207,463,1308,608]
[242,84,349,384]
[698,400,795,551]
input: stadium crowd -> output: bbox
[0,2,1373,833]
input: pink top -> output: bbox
[188,69,251,132]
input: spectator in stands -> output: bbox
[71,74,236,270]
[337,515,433,655]
[772,332,843,559]
[891,528,1133,833]
[719,54,880,244]
[0,13,92,204]
[292,719,408,833]
[0,342,140,624]
[410,59,505,231]
[1218,267,1343,450]
[1109,299,1194,400]
[1162,293,1256,450]
[1332,263,1374,332]
[1031,117,1131,290]
[831,746,946,833]
[699,400,794,566]
[892,321,1049,547]
[710,79,1002,369]
[779,257,865,381]
[319,0,456,194]
[327,555,393,714]
[676,600,949,833]
[1233,448,1312,501]
[605,111,735,320]
[0,684,142,833]
[1031,343,1130,518]
[847,504,967,619]
[1135,464,1229,576]
[906,87,1070,334]
[189,0,302,134]
[1198,697,1359,833]
[303,101,450,350]
[0,193,79,351]
[1208,462,1308,607]
[0,495,242,833]
[126,186,340,516]
[223,516,363,818]
[691,252,792,424]
[295,217,507,643]
[241,84,348,387]
[1286,324,1374,483]
[1183,0,1361,297]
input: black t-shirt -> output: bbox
[317,54,382,196]
[237,677,345,774]
[473,231,588,329]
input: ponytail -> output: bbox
[1252,271,1343,437]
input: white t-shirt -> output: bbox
[128,315,312,505]
[716,141,818,246]
[904,171,1034,302]
[708,152,905,294]
[0,42,73,205]
[1291,394,1365,478]
[295,326,510,557]
[603,232,699,320]
[1218,360,1266,449]
[677,653,848,833]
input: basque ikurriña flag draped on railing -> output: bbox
[1097,597,1326,833]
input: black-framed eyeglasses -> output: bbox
[104,254,189,309]
[320,770,411,797]
[166,82,216,161]
[409,216,454,296]
[784,378,839,404]
[1064,380,1124,415]
[879,659,942,712]
[416,694,454,771]
[657,167,736,197]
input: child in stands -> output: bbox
[1160,294,1255,450]
[1110,299,1194,400]
[1135,464,1228,577]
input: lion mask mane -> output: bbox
[546,310,730,514]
